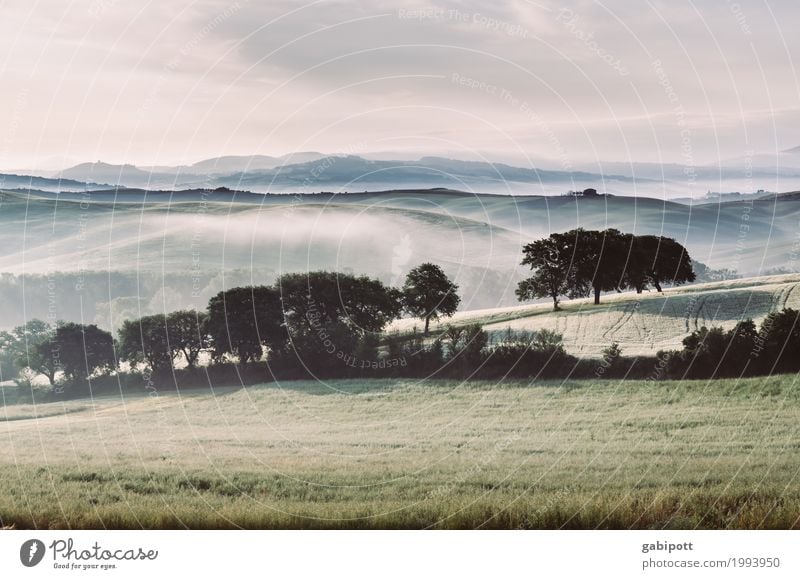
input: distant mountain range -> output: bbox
[4,146,800,196]
[45,154,641,192]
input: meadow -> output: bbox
[1,375,799,529]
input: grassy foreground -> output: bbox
[1,376,799,529]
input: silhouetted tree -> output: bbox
[0,319,57,384]
[663,319,760,378]
[206,286,284,363]
[277,271,402,334]
[402,263,460,334]
[119,310,209,371]
[166,310,209,368]
[118,314,172,372]
[517,233,574,310]
[632,235,696,292]
[276,271,402,373]
[755,308,800,374]
[40,323,115,388]
[568,228,630,305]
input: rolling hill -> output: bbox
[1,186,800,335]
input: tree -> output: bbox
[276,271,402,372]
[755,308,800,374]
[0,319,58,384]
[118,314,172,372]
[567,228,630,305]
[442,323,487,371]
[206,286,284,363]
[118,311,209,372]
[277,271,402,334]
[166,310,209,368]
[629,235,695,292]
[679,325,728,378]
[623,235,652,294]
[401,263,461,334]
[40,323,115,388]
[517,233,573,310]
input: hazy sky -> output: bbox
[1,0,798,169]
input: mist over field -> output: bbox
[1,186,799,333]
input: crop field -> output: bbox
[388,274,800,357]
[1,375,799,529]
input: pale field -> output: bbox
[2,376,799,529]
[387,274,800,357]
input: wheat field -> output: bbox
[1,375,799,529]
[388,274,800,357]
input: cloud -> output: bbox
[0,0,798,168]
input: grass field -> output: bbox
[388,274,800,357]
[2,375,799,529]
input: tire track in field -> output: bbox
[689,295,707,332]
[771,284,789,312]
[601,302,638,343]
[782,282,797,309]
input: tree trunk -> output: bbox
[636,286,643,294]
[424,316,430,335]
[654,280,663,292]
[552,294,560,311]
[594,286,601,305]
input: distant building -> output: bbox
[564,187,600,197]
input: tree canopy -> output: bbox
[401,263,461,334]
[40,323,115,390]
[517,229,696,306]
[206,286,283,363]
[0,319,58,384]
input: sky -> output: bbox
[1,0,799,170]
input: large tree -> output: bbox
[0,319,58,384]
[755,308,800,374]
[623,235,696,293]
[402,263,461,334]
[206,286,283,363]
[516,232,574,310]
[642,235,696,292]
[277,271,402,334]
[166,310,209,368]
[118,310,209,371]
[118,314,172,372]
[568,228,630,305]
[40,323,115,387]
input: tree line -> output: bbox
[6,226,792,400]
[657,308,800,379]
[0,264,461,396]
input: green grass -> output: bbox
[1,376,799,529]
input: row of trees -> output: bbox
[659,308,800,379]
[516,228,695,309]
[16,227,797,395]
[0,264,462,392]
[0,321,115,387]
